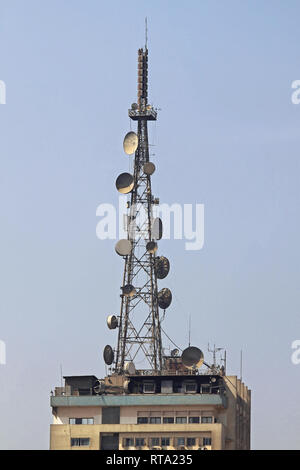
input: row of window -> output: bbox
[69,416,214,425]
[69,418,94,425]
[123,437,212,447]
[137,416,213,424]
[71,438,90,447]
[142,382,212,394]
[70,437,212,448]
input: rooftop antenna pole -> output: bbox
[145,17,148,49]
[188,314,191,347]
[240,349,243,381]
[60,364,63,389]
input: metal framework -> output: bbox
[114,48,164,374]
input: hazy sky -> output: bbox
[0,0,300,450]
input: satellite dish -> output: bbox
[152,218,163,240]
[155,256,170,279]
[103,345,114,365]
[143,162,156,176]
[123,131,138,155]
[107,315,118,329]
[146,241,158,254]
[171,348,179,357]
[93,379,105,394]
[122,284,136,297]
[158,288,172,309]
[116,173,134,194]
[124,361,136,375]
[115,239,132,256]
[181,346,204,370]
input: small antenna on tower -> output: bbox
[240,349,243,381]
[188,314,191,347]
[145,17,148,49]
[60,363,63,389]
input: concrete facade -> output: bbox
[50,374,251,450]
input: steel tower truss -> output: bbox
[114,48,164,374]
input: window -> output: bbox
[161,437,170,447]
[143,382,155,393]
[202,416,213,424]
[137,417,148,424]
[135,438,145,447]
[151,438,160,447]
[149,417,161,424]
[184,382,197,393]
[176,437,185,447]
[69,418,94,425]
[189,416,199,424]
[201,385,211,394]
[123,438,134,447]
[203,437,212,446]
[71,438,90,447]
[161,380,173,393]
[163,417,174,424]
[176,416,187,424]
[187,438,196,447]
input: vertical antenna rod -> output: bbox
[145,17,148,50]
[240,349,243,381]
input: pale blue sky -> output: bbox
[0,0,300,449]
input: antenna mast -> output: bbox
[240,349,243,381]
[145,17,148,50]
[104,44,171,375]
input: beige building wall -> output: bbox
[50,423,221,450]
[222,376,251,450]
[53,406,101,425]
[50,375,251,450]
